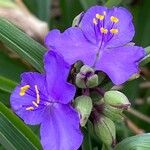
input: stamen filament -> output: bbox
[93,18,98,25]
[32,101,38,107]
[35,85,40,104]
[26,106,34,111]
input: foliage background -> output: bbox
[0,0,150,149]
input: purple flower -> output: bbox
[10,51,83,150]
[45,6,145,85]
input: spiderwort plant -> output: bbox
[10,51,83,150]
[45,6,145,85]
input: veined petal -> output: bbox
[80,5,107,44]
[95,46,145,85]
[81,6,135,47]
[44,51,76,104]
[105,7,135,47]
[40,104,83,150]
[10,72,48,125]
[45,27,97,66]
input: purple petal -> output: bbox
[40,104,83,150]
[81,6,134,47]
[95,46,145,85]
[80,5,107,44]
[44,51,76,104]
[10,72,48,125]
[45,27,97,66]
[105,7,135,47]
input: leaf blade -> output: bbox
[0,18,46,72]
[0,102,42,150]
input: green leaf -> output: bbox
[36,0,52,23]
[114,134,150,150]
[0,76,17,93]
[0,102,42,150]
[140,46,150,66]
[0,18,46,72]
[105,0,122,8]
[23,0,51,23]
[79,0,98,10]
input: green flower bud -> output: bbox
[103,105,124,121]
[86,74,98,88]
[80,65,94,74]
[75,65,98,88]
[104,90,130,109]
[74,96,93,126]
[75,73,86,88]
[94,116,116,146]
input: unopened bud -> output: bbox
[75,65,98,88]
[104,90,131,110]
[74,95,93,126]
[103,105,124,121]
[86,74,98,88]
[94,116,116,146]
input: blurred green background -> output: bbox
[0,0,150,149]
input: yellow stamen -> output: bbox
[96,14,104,20]
[100,27,108,34]
[93,18,97,25]
[26,106,34,111]
[110,28,119,34]
[20,85,30,96]
[110,16,119,23]
[35,85,40,104]
[32,101,38,107]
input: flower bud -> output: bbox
[86,74,98,88]
[94,116,116,146]
[103,105,124,121]
[74,95,93,126]
[75,65,98,88]
[104,90,131,110]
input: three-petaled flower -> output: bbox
[45,6,145,85]
[10,51,83,150]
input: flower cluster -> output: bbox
[10,6,145,150]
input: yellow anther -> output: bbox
[32,101,38,107]
[100,27,108,34]
[96,14,104,20]
[20,85,30,96]
[110,16,119,23]
[93,18,98,25]
[26,106,34,111]
[35,85,40,104]
[110,28,119,34]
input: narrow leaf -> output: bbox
[79,0,98,10]
[0,18,46,72]
[0,102,42,150]
[114,134,150,150]
[0,76,17,93]
[105,0,122,8]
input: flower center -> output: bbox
[92,12,119,67]
[19,84,47,111]
[92,12,119,45]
